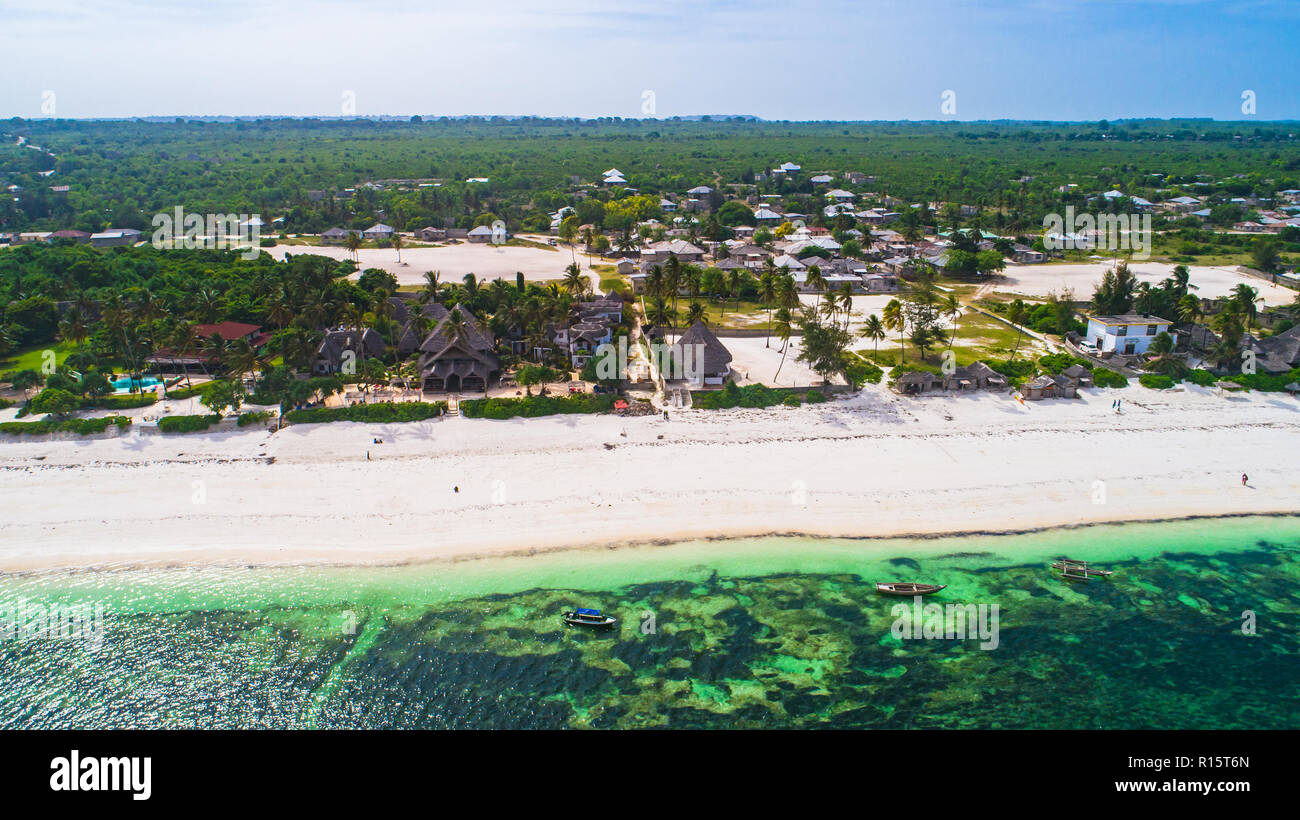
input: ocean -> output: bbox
[2,516,1298,729]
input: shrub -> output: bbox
[0,415,130,436]
[460,394,614,419]
[89,393,158,410]
[1224,367,1300,392]
[1091,368,1129,388]
[803,390,828,404]
[283,401,448,424]
[691,382,784,409]
[158,414,221,433]
[237,410,275,427]
[1185,369,1217,386]
[1138,373,1175,390]
[988,358,1038,386]
[1038,352,1091,374]
[782,395,802,407]
[164,382,209,400]
[845,359,884,387]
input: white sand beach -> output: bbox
[2,382,1297,571]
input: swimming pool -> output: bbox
[110,376,162,393]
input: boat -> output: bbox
[874,582,947,596]
[562,608,617,628]
[1052,559,1114,578]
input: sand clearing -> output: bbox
[995,261,1294,306]
[267,238,599,288]
[2,382,1297,571]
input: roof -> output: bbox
[195,321,262,340]
[419,304,497,361]
[317,327,386,362]
[1089,314,1173,326]
[670,320,732,376]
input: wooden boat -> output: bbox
[874,582,947,596]
[1052,559,1114,578]
[562,608,617,629]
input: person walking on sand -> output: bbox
[1242,473,1249,487]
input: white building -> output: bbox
[1085,314,1175,355]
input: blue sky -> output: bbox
[1,0,1296,120]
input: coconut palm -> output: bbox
[685,301,707,327]
[562,262,587,297]
[882,298,906,365]
[1230,283,1260,331]
[1177,293,1202,325]
[772,307,794,382]
[942,292,961,350]
[758,271,778,347]
[1007,299,1029,359]
[859,314,886,358]
[391,232,404,263]
[344,231,362,262]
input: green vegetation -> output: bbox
[236,410,275,427]
[283,401,448,424]
[1091,368,1130,388]
[157,414,221,433]
[691,382,829,409]
[0,415,130,436]
[459,393,614,419]
[1139,373,1176,390]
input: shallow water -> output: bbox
[2,516,1298,728]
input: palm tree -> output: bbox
[758,271,777,347]
[1008,299,1029,359]
[344,231,362,262]
[1230,283,1260,331]
[685,302,707,327]
[859,314,886,359]
[419,270,442,306]
[942,293,961,350]
[726,268,744,317]
[1177,293,1202,325]
[58,307,89,355]
[772,307,794,382]
[562,262,587,297]
[391,232,404,263]
[805,265,826,305]
[882,298,906,365]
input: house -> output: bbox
[417,304,500,392]
[313,328,387,375]
[414,226,446,241]
[1022,374,1077,400]
[1243,325,1300,373]
[89,228,142,247]
[466,225,497,243]
[939,362,1007,392]
[826,189,856,203]
[894,371,938,395]
[1013,244,1046,264]
[146,322,270,374]
[686,185,712,197]
[640,239,705,264]
[49,229,92,244]
[1060,364,1093,387]
[615,258,636,275]
[321,227,353,245]
[1085,314,1175,355]
[362,223,394,241]
[845,172,871,185]
[665,320,732,387]
[753,207,782,224]
[809,174,833,185]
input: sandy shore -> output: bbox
[997,261,1294,306]
[2,382,1297,572]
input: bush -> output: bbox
[1224,367,1300,392]
[89,393,158,410]
[988,358,1038,386]
[164,382,209,400]
[283,401,448,424]
[1091,368,1129,388]
[845,359,884,387]
[1185,369,1216,386]
[782,395,802,407]
[157,414,222,433]
[0,415,130,436]
[1038,352,1091,374]
[691,382,784,409]
[1138,373,1175,390]
[803,390,828,404]
[237,410,275,427]
[459,394,614,419]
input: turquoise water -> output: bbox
[1,516,1298,728]
[110,375,162,393]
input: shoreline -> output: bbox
[1,510,1297,577]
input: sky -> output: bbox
[1,0,1297,121]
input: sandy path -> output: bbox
[1,382,1297,571]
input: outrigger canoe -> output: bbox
[1052,560,1114,578]
[874,582,947,596]
[562,608,617,628]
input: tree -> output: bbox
[859,314,886,358]
[1092,261,1137,314]
[391,231,404,263]
[1250,238,1280,274]
[942,293,961,350]
[685,301,707,326]
[795,310,853,384]
[758,271,778,348]
[1230,283,1260,331]
[1007,299,1029,359]
[772,308,794,381]
[882,298,906,364]
[201,379,244,416]
[344,231,362,262]
[28,387,80,417]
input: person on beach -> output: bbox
[1242,473,1249,486]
